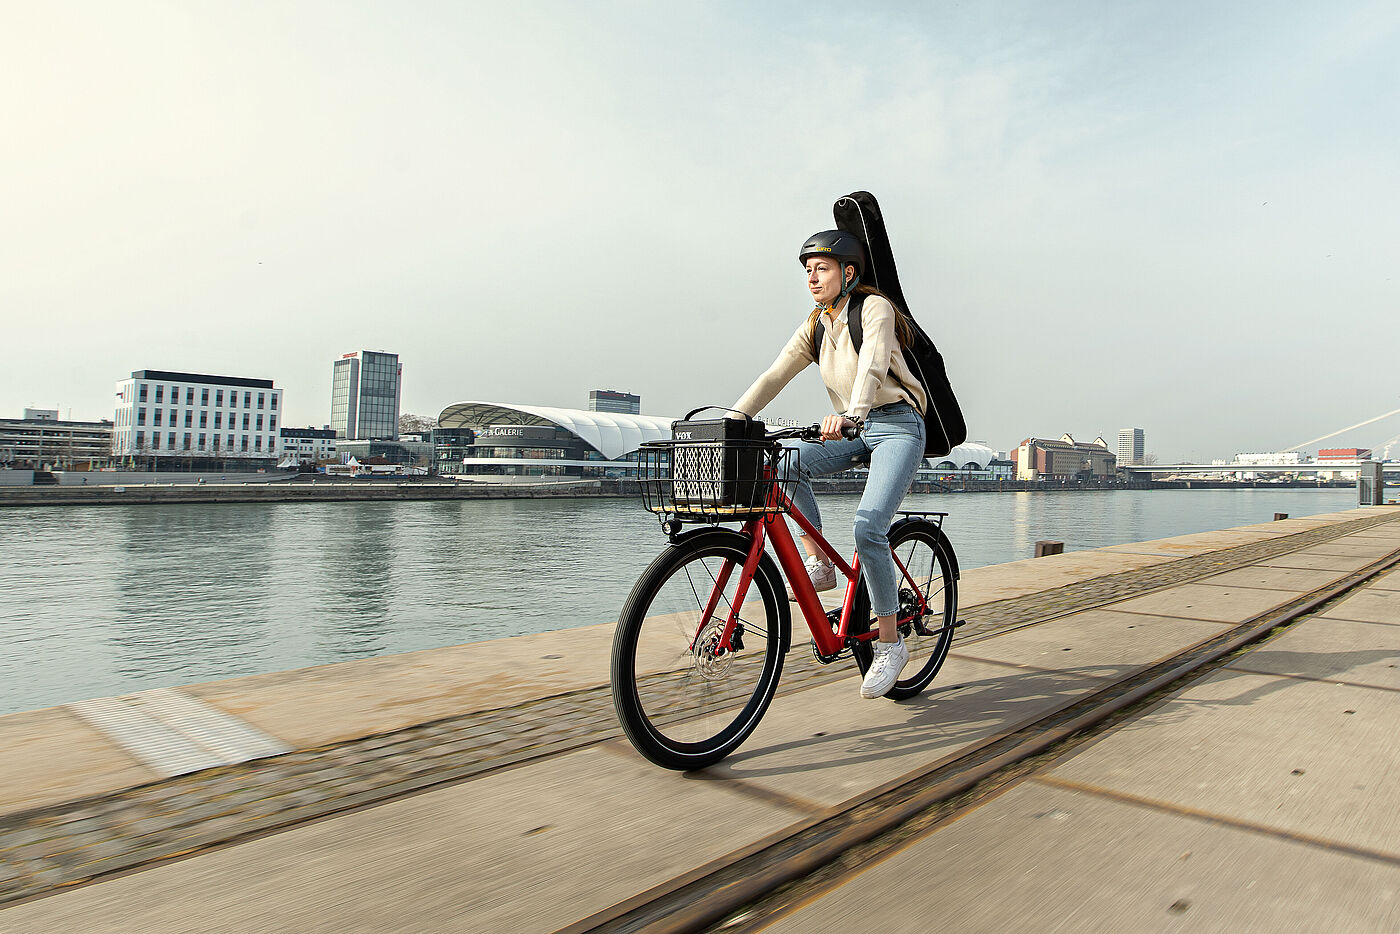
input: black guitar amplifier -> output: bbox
[668,414,769,511]
[669,416,767,444]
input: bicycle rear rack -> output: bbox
[896,510,948,528]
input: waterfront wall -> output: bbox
[51,470,286,486]
[0,478,625,507]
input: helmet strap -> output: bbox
[836,271,861,306]
[815,273,861,315]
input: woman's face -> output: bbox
[805,256,852,306]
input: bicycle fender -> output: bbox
[889,516,960,580]
[662,526,793,653]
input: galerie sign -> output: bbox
[477,426,557,441]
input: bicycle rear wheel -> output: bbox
[853,519,958,700]
[611,530,785,770]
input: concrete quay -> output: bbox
[0,477,635,507]
[0,507,1397,932]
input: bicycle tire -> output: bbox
[851,518,958,700]
[611,529,786,770]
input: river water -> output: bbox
[0,488,1358,715]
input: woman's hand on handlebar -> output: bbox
[765,418,862,442]
[821,414,859,441]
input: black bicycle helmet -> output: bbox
[799,229,865,276]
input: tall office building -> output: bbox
[1117,427,1146,466]
[330,351,401,440]
[588,389,641,415]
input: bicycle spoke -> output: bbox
[678,556,758,649]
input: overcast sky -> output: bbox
[4,1,1397,462]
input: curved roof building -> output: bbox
[931,441,999,470]
[436,401,678,480]
[438,402,676,460]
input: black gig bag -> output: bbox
[831,191,967,458]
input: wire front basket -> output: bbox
[637,440,797,520]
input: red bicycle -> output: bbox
[611,422,960,770]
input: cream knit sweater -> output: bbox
[732,293,926,422]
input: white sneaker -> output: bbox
[860,636,909,698]
[789,556,837,600]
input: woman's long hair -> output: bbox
[807,282,915,349]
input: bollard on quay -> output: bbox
[1034,540,1064,558]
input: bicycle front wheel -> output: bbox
[611,530,785,770]
[853,519,958,700]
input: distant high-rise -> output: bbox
[588,389,641,415]
[1118,428,1145,466]
[331,351,401,440]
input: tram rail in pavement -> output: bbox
[581,528,1400,933]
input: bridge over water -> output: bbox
[1122,460,1398,477]
[1125,404,1400,479]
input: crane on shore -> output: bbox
[1284,405,1400,454]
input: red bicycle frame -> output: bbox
[693,459,931,658]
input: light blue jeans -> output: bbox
[783,402,927,617]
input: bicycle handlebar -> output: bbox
[766,422,863,443]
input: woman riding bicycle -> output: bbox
[730,229,927,700]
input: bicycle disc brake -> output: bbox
[693,620,740,679]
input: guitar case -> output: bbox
[832,191,967,458]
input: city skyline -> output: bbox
[4,2,1398,462]
[14,372,1397,468]
[10,353,1400,465]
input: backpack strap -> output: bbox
[810,292,868,360]
[810,292,924,416]
[849,293,865,349]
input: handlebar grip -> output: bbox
[796,422,863,442]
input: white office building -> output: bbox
[1117,428,1145,466]
[114,370,283,466]
[1235,451,1309,466]
[278,427,338,465]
